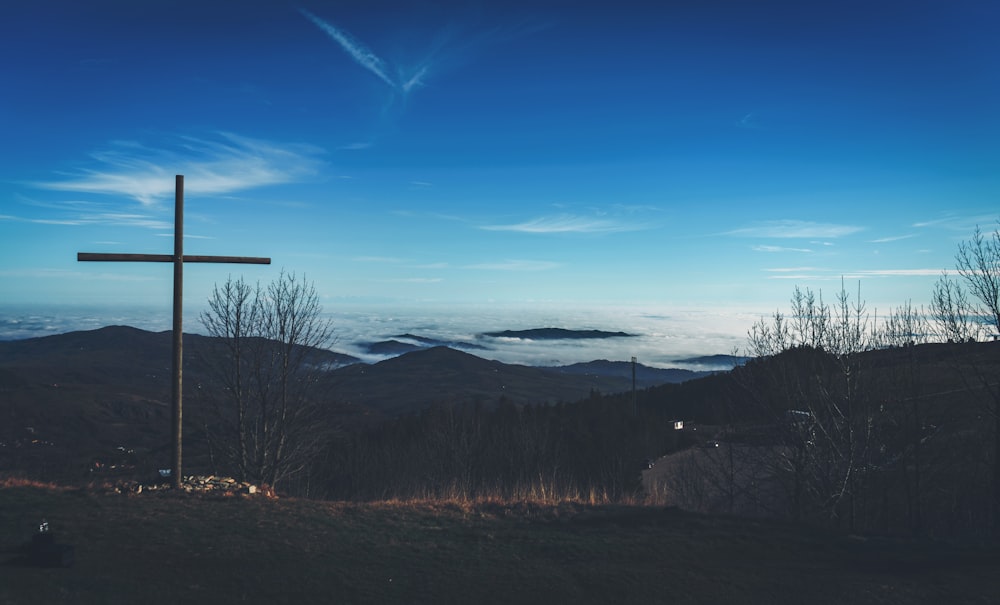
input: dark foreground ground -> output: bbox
[1,482,998,605]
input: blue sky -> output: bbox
[1,0,998,350]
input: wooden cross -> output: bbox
[78,175,270,488]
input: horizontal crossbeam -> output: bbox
[78,252,271,264]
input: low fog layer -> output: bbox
[0,303,760,370]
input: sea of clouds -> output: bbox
[0,302,763,371]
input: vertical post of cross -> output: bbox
[171,175,184,489]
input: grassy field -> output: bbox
[1,481,998,605]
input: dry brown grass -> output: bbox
[0,475,73,491]
[361,477,655,512]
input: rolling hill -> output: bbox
[0,326,709,477]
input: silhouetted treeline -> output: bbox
[303,390,689,502]
[642,341,1000,540]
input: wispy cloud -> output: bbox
[36,133,324,206]
[391,209,469,223]
[465,260,561,271]
[765,267,947,280]
[727,220,864,239]
[85,213,172,230]
[766,267,820,273]
[299,7,544,104]
[300,9,432,96]
[2,207,172,230]
[768,273,828,280]
[389,277,443,284]
[481,214,646,234]
[869,234,916,243]
[738,111,762,129]
[850,268,948,277]
[401,65,429,93]
[753,245,813,253]
[764,267,826,280]
[299,9,395,88]
[0,268,159,282]
[353,256,406,263]
[913,214,998,232]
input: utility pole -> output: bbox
[631,356,637,417]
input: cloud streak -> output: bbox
[389,277,443,284]
[299,9,396,89]
[300,9,431,96]
[850,268,948,277]
[727,220,863,239]
[753,245,813,253]
[869,234,916,243]
[481,214,646,234]
[353,256,406,263]
[36,133,323,206]
[2,207,172,231]
[465,260,561,271]
[766,267,947,280]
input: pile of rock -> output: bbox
[178,475,259,495]
[111,475,265,496]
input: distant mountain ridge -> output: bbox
[361,333,489,355]
[361,329,638,356]
[392,333,488,350]
[329,346,695,416]
[544,359,714,389]
[671,354,749,369]
[480,328,635,340]
[363,339,423,355]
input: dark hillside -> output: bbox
[634,341,1000,538]
[0,329,655,483]
[544,359,714,388]
[0,326,357,479]
[1,484,998,605]
[329,346,638,416]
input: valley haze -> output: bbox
[0,302,755,371]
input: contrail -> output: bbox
[401,65,428,93]
[299,8,396,89]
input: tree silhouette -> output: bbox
[199,271,334,488]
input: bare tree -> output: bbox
[199,271,334,488]
[747,310,791,358]
[751,282,872,354]
[199,276,259,482]
[741,281,879,529]
[877,301,930,349]
[930,272,983,342]
[955,221,1000,336]
[939,220,1000,534]
[791,286,831,349]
